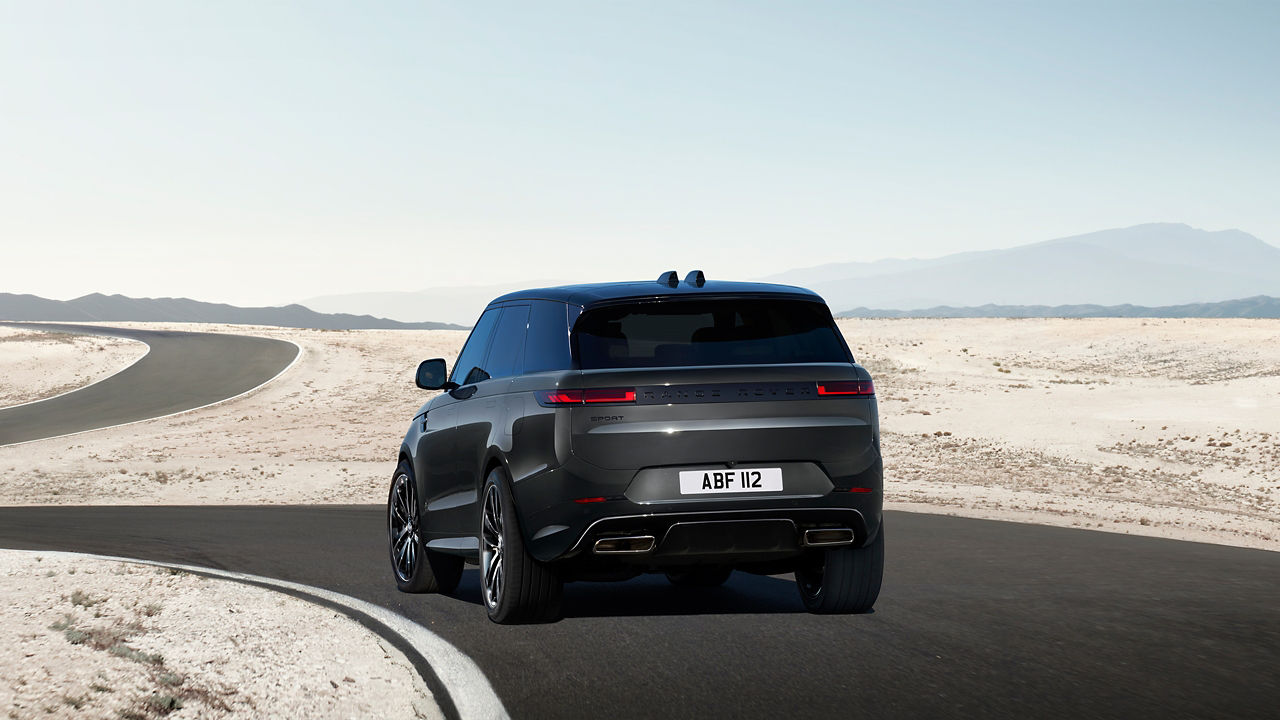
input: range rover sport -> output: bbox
[389,271,883,623]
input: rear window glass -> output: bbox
[574,298,849,369]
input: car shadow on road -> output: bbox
[451,568,808,617]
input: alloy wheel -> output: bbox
[389,473,419,582]
[481,483,505,609]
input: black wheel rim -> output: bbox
[390,473,419,582]
[481,483,504,610]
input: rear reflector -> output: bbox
[816,380,875,396]
[573,496,607,504]
[536,388,636,406]
[838,487,874,493]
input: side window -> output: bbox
[451,308,500,385]
[484,305,530,380]
[524,300,574,373]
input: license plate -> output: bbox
[678,467,783,495]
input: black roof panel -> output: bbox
[490,279,826,307]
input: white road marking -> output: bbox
[9,548,509,720]
[0,327,152,411]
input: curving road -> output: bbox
[0,322,298,446]
[1,506,1276,719]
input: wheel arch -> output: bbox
[479,449,538,544]
[479,449,510,493]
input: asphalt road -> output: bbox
[2,506,1275,719]
[0,322,298,446]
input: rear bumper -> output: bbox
[567,507,872,565]
[515,456,883,565]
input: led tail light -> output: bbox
[537,390,582,405]
[816,380,875,396]
[582,388,636,403]
[536,388,636,406]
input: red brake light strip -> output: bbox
[816,380,875,396]
[537,388,636,406]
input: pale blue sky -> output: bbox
[1,1,1276,305]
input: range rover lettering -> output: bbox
[388,271,884,623]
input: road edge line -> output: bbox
[0,323,153,411]
[7,548,509,720]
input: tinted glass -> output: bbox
[451,308,500,384]
[484,305,530,380]
[574,299,849,369]
[524,300,573,373]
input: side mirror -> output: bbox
[415,358,454,390]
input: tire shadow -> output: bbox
[450,568,807,617]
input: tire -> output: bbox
[388,460,463,594]
[480,467,563,624]
[665,567,733,587]
[795,523,884,614]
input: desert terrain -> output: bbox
[0,319,1276,551]
[0,326,147,408]
[849,318,1280,550]
[0,550,438,719]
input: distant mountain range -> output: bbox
[840,295,1280,319]
[10,224,1277,327]
[759,223,1280,311]
[293,223,1280,322]
[0,293,464,330]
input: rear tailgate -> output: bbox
[567,364,877,479]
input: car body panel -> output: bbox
[396,279,883,576]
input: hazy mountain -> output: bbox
[0,293,465,330]
[759,224,1280,311]
[840,295,1280,319]
[300,280,565,327]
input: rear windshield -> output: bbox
[573,298,850,369]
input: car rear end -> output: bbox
[518,291,882,579]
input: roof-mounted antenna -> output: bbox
[683,270,706,287]
[658,270,679,287]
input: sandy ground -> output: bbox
[0,319,1276,552]
[844,318,1280,550]
[0,322,462,506]
[0,327,147,409]
[0,550,439,720]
